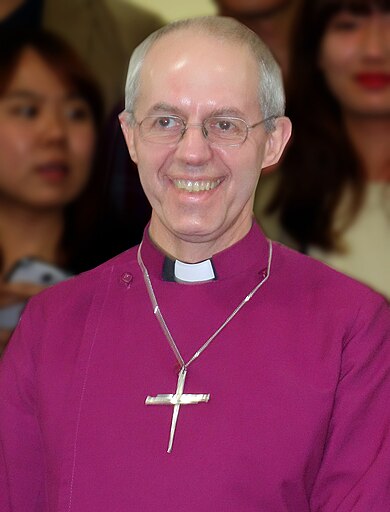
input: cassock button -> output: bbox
[120,272,133,288]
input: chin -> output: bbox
[169,219,223,242]
[25,194,71,210]
[173,225,216,240]
[344,104,390,118]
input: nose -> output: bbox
[40,108,67,146]
[360,14,390,60]
[175,123,213,166]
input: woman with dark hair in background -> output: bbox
[0,0,164,115]
[0,30,105,353]
[255,0,389,297]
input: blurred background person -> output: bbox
[0,0,163,115]
[215,0,302,81]
[0,29,106,354]
[255,0,390,297]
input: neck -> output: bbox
[0,0,25,19]
[148,214,253,264]
[0,201,64,275]
[343,113,390,182]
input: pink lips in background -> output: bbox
[355,73,390,89]
[35,162,69,183]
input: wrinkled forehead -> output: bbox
[140,28,258,89]
[143,27,255,68]
[136,30,261,116]
[130,32,263,122]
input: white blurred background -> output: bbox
[126,0,216,21]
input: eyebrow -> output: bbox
[148,103,183,116]
[212,107,248,118]
[1,90,43,101]
[147,103,248,119]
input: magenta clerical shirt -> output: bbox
[1,223,389,511]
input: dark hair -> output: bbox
[0,29,106,273]
[0,29,103,125]
[268,0,387,251]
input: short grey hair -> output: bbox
[124,16,285,132]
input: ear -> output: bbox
[262,116,292,169]
[118,111,138,164]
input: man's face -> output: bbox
[121,31,290,257]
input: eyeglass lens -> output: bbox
[139,115,249,145]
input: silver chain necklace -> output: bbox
[137,238,273,452]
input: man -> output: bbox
[98,0,299,254]
[215,0,302,81]
[1,16,389,511]
[0,0,163,114]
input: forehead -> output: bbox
[5,48,68,96]
[325,0,389,19]
[136,30,261,117]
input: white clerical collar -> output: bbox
[174,259,216,283]
[162,256,216,283]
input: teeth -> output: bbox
[173,179,222,192]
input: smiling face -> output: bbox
[0,47,96,212]
[121,30,290,260]
[319,8,390,118]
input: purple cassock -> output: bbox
[1,222,390,511]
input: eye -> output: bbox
[207,117,243,135]
[8,102,39,119]
[153,116,182,130]
[214,119,236,131]
[327,13,363,31]
[65,100,93,122]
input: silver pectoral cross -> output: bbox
[145,367,210,453]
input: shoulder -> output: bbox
[268,241,390,357]
[1,245,141,369]
[27,245,139,314]
[271,240,388,313]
